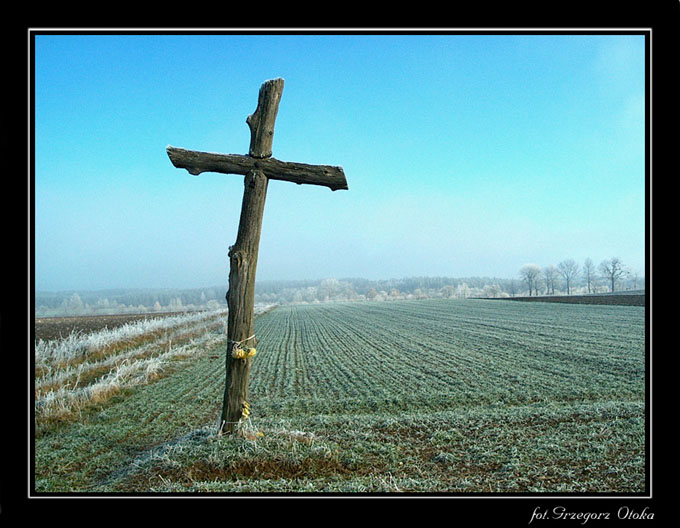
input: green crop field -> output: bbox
[33,298,646,494]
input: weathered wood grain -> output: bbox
[247,77,284,158]
[166,146,348,191]
[219,168,268,435]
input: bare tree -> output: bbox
[543,265,558,295]
[520,264,542,296]
[599,257,627,292]
[557,259,580,295]
[582,258,596,294]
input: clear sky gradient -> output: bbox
[33,31,646,292]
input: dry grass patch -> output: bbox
[34,309,232,431]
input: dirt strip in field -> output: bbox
[503,294,645,306]
[34,311,202,341]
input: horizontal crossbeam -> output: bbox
[166,145,348,191]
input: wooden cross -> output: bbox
[166,78,348,435]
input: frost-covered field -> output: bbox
[34,306,275,425]
[247,300,645,411]
[34,299,646,494]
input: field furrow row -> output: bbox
[244,299,645,416]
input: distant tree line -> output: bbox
[253,276,518,305]
[35,287,228,317]
[519,257,642,297]
[35,259,644,317]
[36,277,509,316]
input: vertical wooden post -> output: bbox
[218,79,284,435]
[167,77,347,434]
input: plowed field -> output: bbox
[34,311,193,341]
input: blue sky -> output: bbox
[33,32,646,291]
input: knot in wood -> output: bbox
[230,248,246,266]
